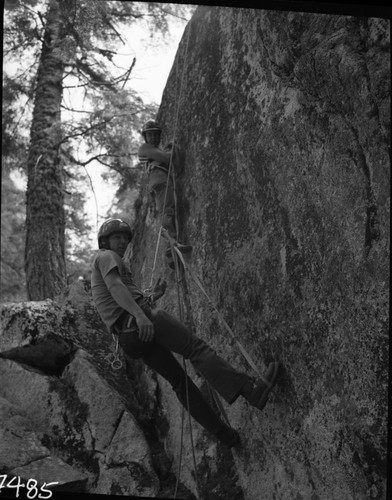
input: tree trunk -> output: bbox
[25,0,72,300]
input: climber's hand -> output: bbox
[135,314,155,342]
[164,141,178,151]
[152,277,167,301]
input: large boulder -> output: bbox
[1,5,388,500]
[0,350,159,497]
[130,6,389,499]
[0,396,87,492]
[0,290,164,497]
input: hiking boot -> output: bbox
[240,362,281,411]
[215,425,241,448]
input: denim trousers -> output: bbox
[115,309,249,436]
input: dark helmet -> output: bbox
[98,219,133,249]
[141,120,162,139]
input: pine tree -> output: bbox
[25,0,70,300]
[2,0,195,300]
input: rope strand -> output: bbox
[170,231,201,499]
[147,20,192,291]
[141,22,201,499]
[170,243,269,383]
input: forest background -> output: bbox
[1,0,195,302]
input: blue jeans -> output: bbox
[115,309,249,435]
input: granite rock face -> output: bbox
[131,6,389,499]
[0,294,161,498]
[1,6,389,500]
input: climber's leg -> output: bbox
[151,310,250,404]
[118,329,239,446]
[239,361,281,411]
[117,310,280,413]
[151,181,177,239]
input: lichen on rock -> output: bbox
[1,5,389,499]
[133,5,389,499]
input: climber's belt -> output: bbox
[111,297,152,336]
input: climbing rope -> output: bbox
[141,14,265,491]
[136,21,201,499]
[169,240,270,385]
[169,231,201,500]
[146,20,191,294]
[164,28,203,486]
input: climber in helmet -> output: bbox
[138,119,192,268]
[91,218,281,449]
[94,217,167,316]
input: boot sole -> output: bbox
[255,361,280,411]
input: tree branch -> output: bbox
[60,104,95,114]
[75,59,118,91]
[69,153,115,167]
[63,82,90,89]
[92,1,126,44]
[97,48,118,61]
[121,57,136,89]
[82,164,99,228]
[158,6,191,22]
[58,117,115,144]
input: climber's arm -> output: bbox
[104,268,154,342]
[138,143,171,165]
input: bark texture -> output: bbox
[25,0,71,300]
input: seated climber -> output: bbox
[138,119,192,268]
[91,218,281,448]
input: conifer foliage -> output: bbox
[2,0,194,301]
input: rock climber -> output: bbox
[138,119,192,268]
[91,218,281,448]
